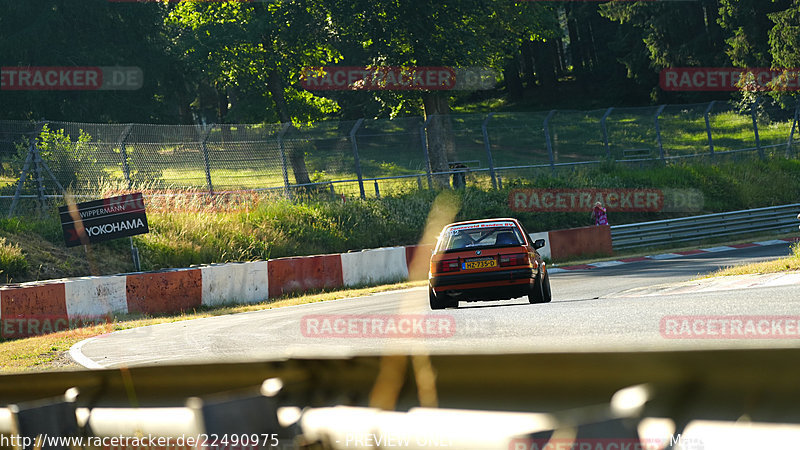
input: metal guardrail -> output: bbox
[611,203,800,251]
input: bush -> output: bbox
[11,125,96,190]
[0,238,27,280]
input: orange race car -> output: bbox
[428,218,551,310]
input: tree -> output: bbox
[327,0,557,186]
[765,3,800,106]
[719,0,792,68]
[166,1,341,185]
[0,0,185,123]
[600,0,728,101]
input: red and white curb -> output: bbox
[548,238,800,274]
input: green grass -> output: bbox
[6,105,799,196]
[0,237,27,279]
[3,155,800,282]
[703,242,800,278]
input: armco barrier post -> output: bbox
[481,113,497,189]
[349,118,366,199]
[543,110,557,175]
[704,101,716,160]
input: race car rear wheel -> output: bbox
[540,270,552,303]
[430,287,446,310]
[528,270,551,304]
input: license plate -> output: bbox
[462,258,497,270]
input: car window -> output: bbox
[438,225,523,251]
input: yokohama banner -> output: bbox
[59,193,149,247]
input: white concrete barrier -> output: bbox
[200,261,269,307]
[64,276,128,317]
[340,247,409,287]
[529,232,551,259]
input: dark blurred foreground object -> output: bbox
[1,350,800,449]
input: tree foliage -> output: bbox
[2,0,800,123]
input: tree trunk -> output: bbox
[566,9,584,75]
[586,18,600,71]
[504,57,524,101]
[216,83,229,123]
[533,41,557,91]
[521,41,537,88]
[266,67,312,185]
[217,83,232,143]
[422,92,455,189]
[555,38,566,77]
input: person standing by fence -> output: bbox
[590,201,608,226]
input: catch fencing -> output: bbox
[2,98,800,215]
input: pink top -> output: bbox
[593,206,608,226]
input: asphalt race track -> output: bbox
[73,242,800,368]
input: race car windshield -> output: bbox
[440,226,523,252]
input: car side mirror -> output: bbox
[533,239,546,249]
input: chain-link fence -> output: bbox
[3,98,800,215]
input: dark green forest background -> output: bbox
[2,0,799,124]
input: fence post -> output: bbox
[704,101,716,160]
[601,107,614,158]
[7,145,33,218]
[420,116,435,189]
[32,143,46,215]
[200,124,214,194]
[117,124,134,189]
[277,122,292,198]
[787,100,799,158]
[543,110,557,175]
[654,105,667,163]
[349,118,365,199]
[8,122,65,217]
[752,96,764,160]
[481,113,497,189]
[30,121,48,215]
